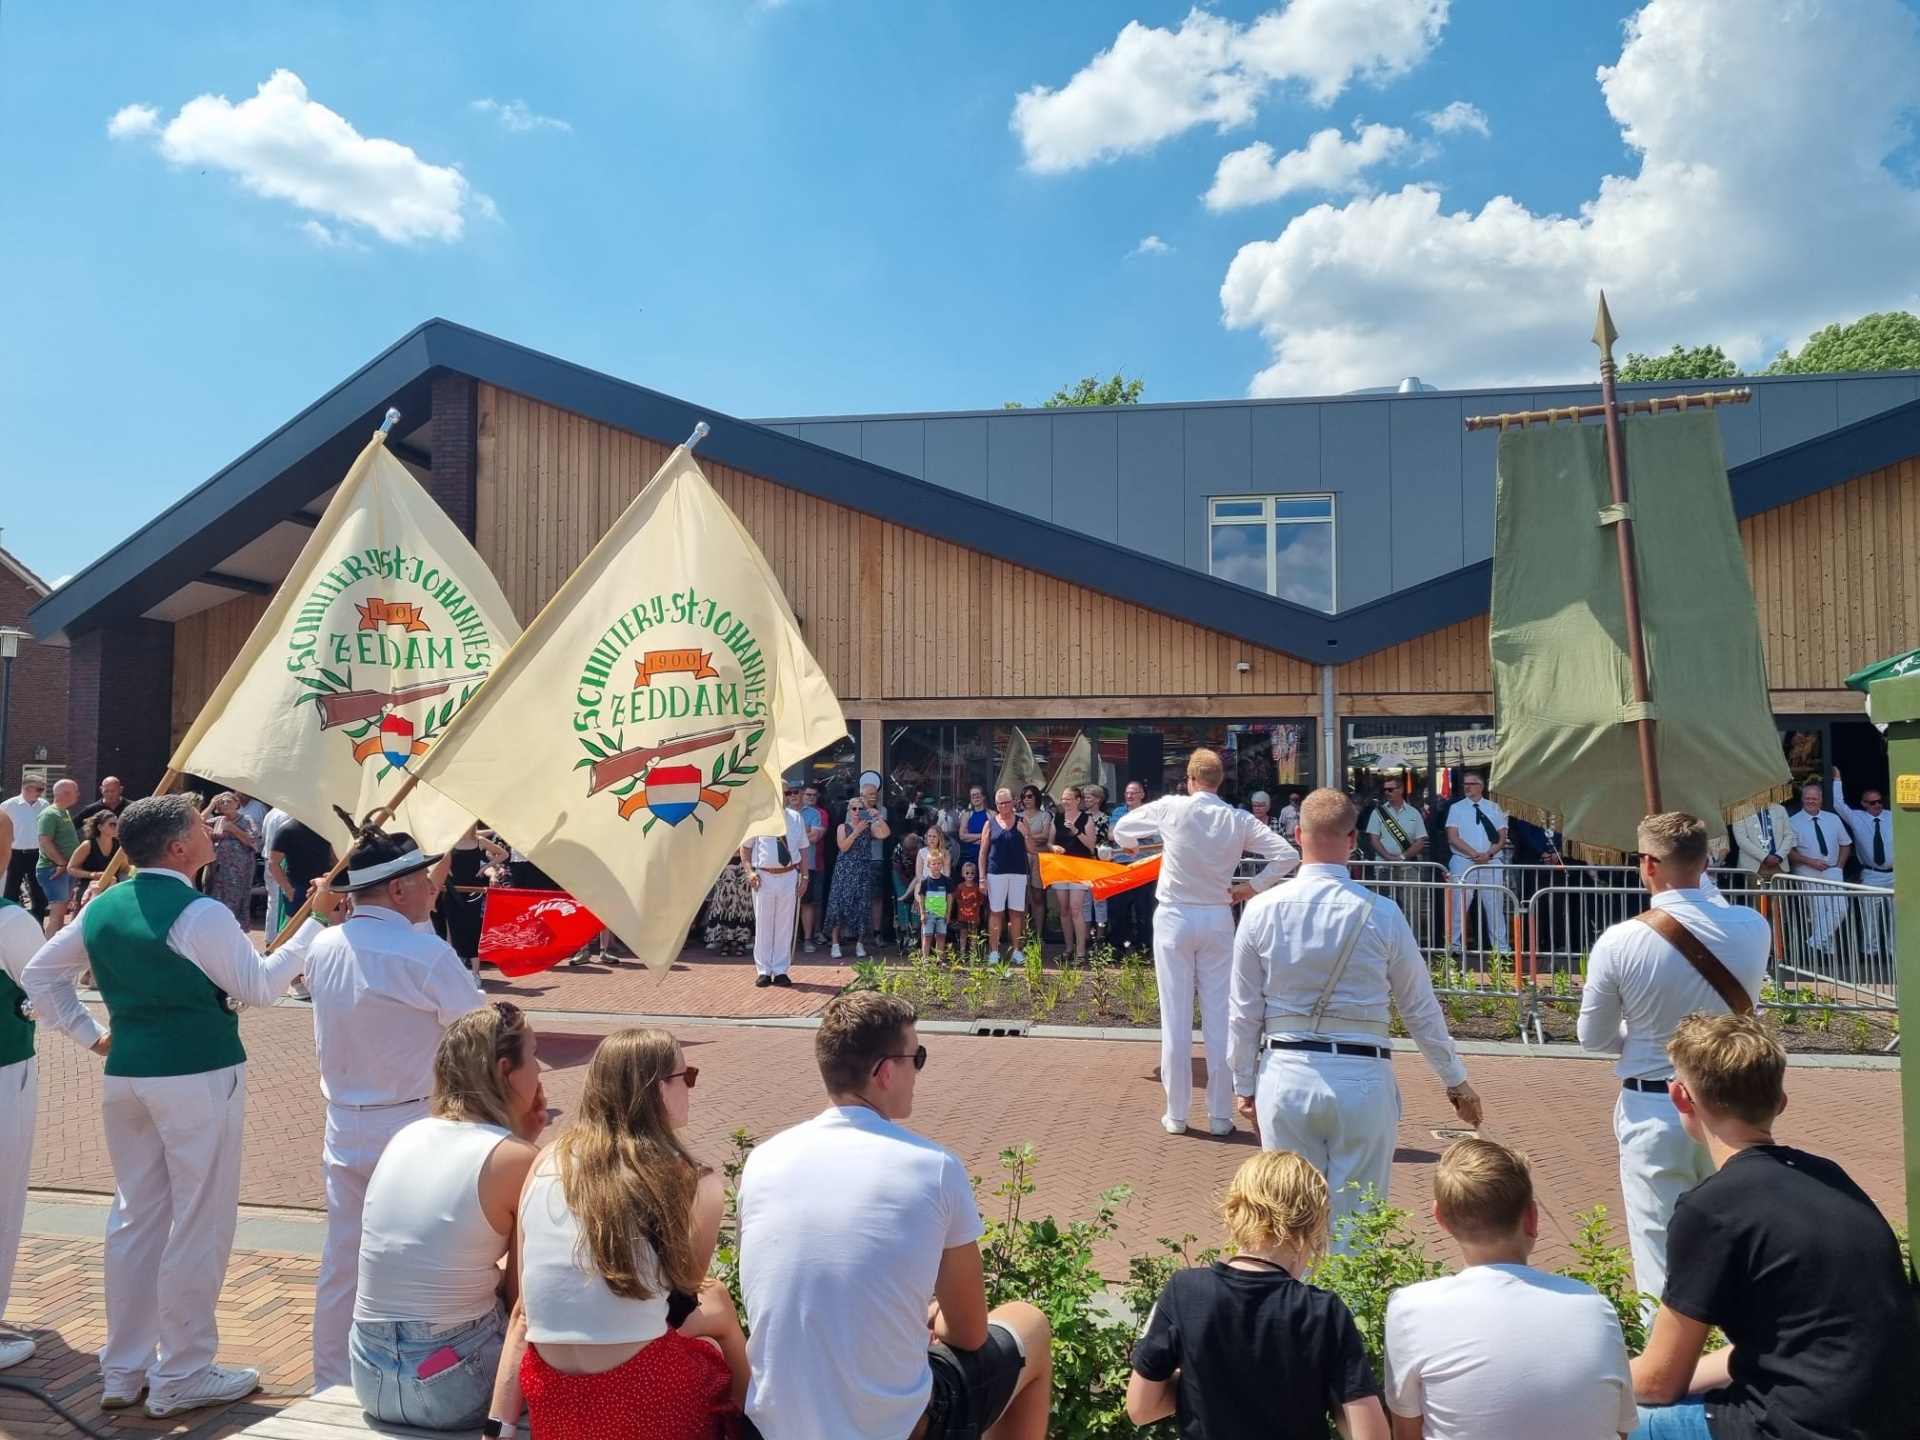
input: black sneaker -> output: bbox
[772,973,793,987]
[754,974,773,987]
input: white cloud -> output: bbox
[109,70,481,244]
[1220,0,1920,395]
[107,104,159,139]
[1132,234,1173,256]
[1206,123,1409,209]
[470,99,572,134]
[1423,99,1488,136]
[1011,0,1449,172]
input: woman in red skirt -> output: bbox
[485,1027,747,1440]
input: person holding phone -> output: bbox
[825,774,890,959]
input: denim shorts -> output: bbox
[36,865,72,905]
[350,1304,506,1430]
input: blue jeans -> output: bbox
[349,1304,506,1430]
[1630,1398,1711,1440]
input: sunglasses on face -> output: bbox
[666,1065,699,1088]
[873,1045,928,1076]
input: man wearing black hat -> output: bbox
[302,830,482,1392]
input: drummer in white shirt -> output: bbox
[1112,749,1297,1137]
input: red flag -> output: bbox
[479,887,604,977]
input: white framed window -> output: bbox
[1208,494,1336,611]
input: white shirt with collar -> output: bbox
[24,869,321,1044]
[2,901,101,1049]
[1832,779,1894,872]
[305,904,484,1108]
[1445,796,1508,860]
[2,793,47,851]
[1575,888,1770,1081]
[1112,791,1298,906]
[746,809,810,873]
[1366,800,1428,859]
[1787,808,1848,876]
[1228,862,1467,1095]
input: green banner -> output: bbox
[1489,411,1791,857]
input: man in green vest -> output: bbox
[22,793,325,1419]
[1,807,111,1371]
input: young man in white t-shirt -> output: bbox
[1385,1139,1636,1440]
[737,993,1053,1440]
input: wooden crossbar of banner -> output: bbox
[1464,386,1751,432]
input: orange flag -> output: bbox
[1037,852,1160,901]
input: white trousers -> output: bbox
[1447,858,1509,951]
[752,874,800,976]
[1151,904,1236,1127]
[99,1063,247,1397]
[315,1099,429,1389]
[1859,869,1894,957]
[1255,1050,1400,1251]
[1614,1088,1715,1303]
[0,1057,35,1323]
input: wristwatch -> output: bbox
[482,1419,516,1439]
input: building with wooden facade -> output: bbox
[27,320,1920,816]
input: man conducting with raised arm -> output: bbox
[1113,748,1298,1137]
[23,794,322,1419]
[1230,788,1483,1242]
[1577,812,1770,1303]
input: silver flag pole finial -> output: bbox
[685,421,710,451]
[380,408,402,435]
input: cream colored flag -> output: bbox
[169,432,522,854]
[1045,731,1096,802]
[410,445,847,974]
[996,726,1044,799]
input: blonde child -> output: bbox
[1128,1151,1386,1439]
[911,828,953,960]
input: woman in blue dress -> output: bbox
[824,772,891,959]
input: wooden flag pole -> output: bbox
[263,771,423,952]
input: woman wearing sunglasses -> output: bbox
[493,1027,747,1440]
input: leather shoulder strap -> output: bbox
[1633,909,1755,1015]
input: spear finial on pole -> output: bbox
[1593,291,1620,363]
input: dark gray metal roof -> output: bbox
[31,319,1920,666]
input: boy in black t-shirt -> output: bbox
[1127,1151,1386,1440]
[1629,1011,1920,1440]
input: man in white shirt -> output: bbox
[304,830,482,1390]
[1,809,108,1372]
[260,806,291,934]
[743,784,811,987]
[1,776,47,919]
[1729,798,1791,881]
[23,794,322,1418]
[1366,775,1435,945]
[1114,749,1298,1136]
[1230,789,1481,1240]
[1277,789,1304,843]
[1385,1139,1636,1440]
[1786,782,1850,956]
[1831,767,1893,958]
[738,992,1052,1440]
[1444,772,1510,955]
[1576,811,1770,1300]
[798,784,829,952]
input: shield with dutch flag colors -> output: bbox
[639,763,704,826]
[380,713,416,769]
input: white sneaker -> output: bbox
[287,978,310,1000]
[0,1333,35,1370]
[146,1363,261,1418]
[1208,1117,1236,1136]
[855,941,867,958]
[830,943,843,959]
[99,1373,146,1408]
[1161,1115,1187,1135]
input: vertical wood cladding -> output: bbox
[474,387,1319,704]
[171,595,270,751]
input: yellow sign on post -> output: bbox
[1897,774,1920,809]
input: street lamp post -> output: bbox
[0,627,25,793]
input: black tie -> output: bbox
[1873,816,1885,868]
[1814,817,1828,857]
[1473,803,1499,844]
[776,837,791,866]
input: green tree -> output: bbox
[1618,344,1740,383]
[1766,310,1920,374]
[1004,373,1145,409]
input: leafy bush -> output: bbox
[1558,1205,1652,1353]
[1315,1188,1449,1380]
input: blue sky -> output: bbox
[5,0,1920,582]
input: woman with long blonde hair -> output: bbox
[505,1027,746,1440]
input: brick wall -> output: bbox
[67,618,173,798]
[0,566,68,793]
[429,372,479,539]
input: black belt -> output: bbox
[1267,1038,1389,1059]
[1862,868,1893,876]
[1623,1076,1673,1095]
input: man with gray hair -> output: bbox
[1577,811,1770,1301]
[1230,788,1482,1241]
[23,793,325,1419]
